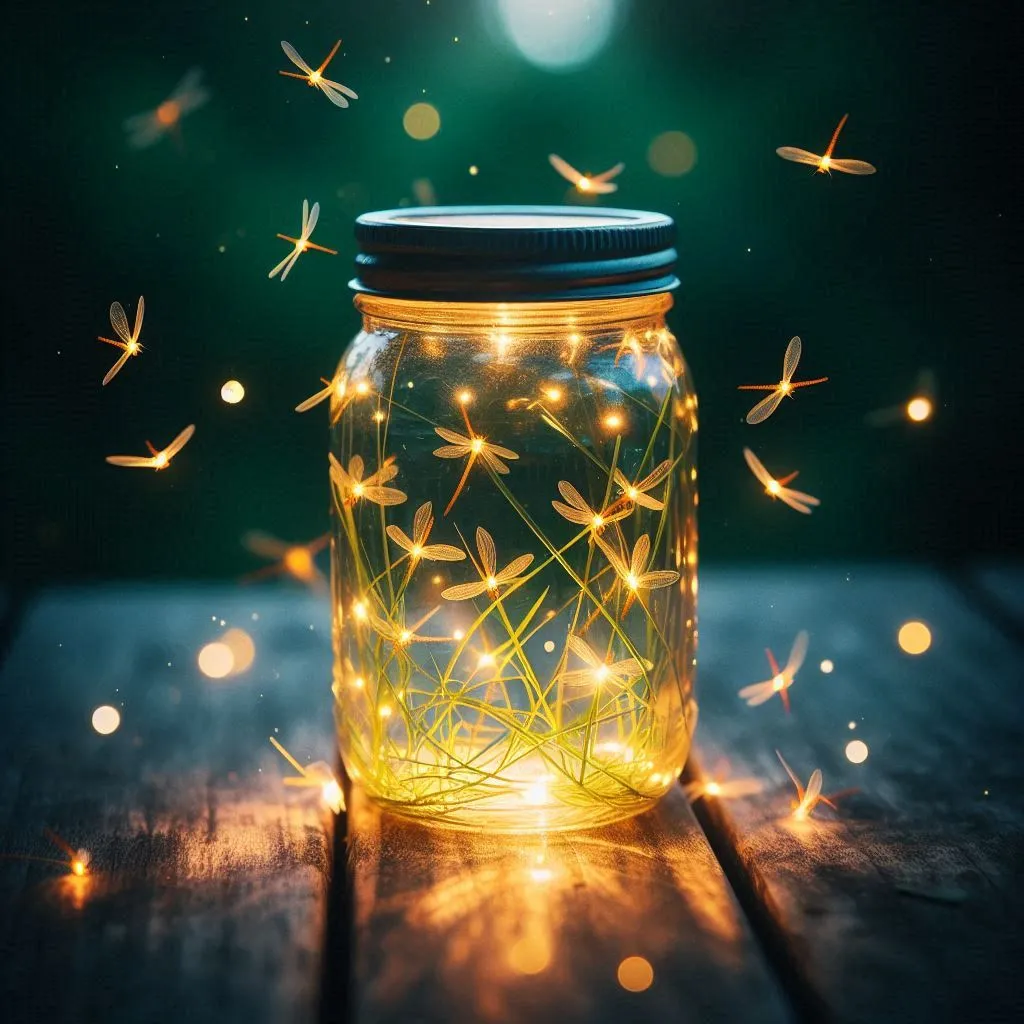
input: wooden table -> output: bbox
[1,567,1021,1023]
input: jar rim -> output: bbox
[350,205,680,301]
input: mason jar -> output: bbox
[329,207,697,831]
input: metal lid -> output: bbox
[350,206,679,301]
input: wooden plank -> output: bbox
[0,586,335,1024]
[690,567,1024,1024]
[347,785,790,1024]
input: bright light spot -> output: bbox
[373,410,386,423]
[284,547,314,579]
[845,739,869,764]
[198,642,234,679]
[469,164,479,175]
[403,102,441,140]
[595,664,610,682]
[907,397,932,422]
[495,0,618,71]
[221,628,256,673]
[820,659,834,674]
[379,705,392,718]
[478,653,495,669]
[523,776,550,805]
[486,575,498,589]
[647,130,697,176]
[91,705,121,735]
[705,781,722,797]
[603,412,624,430]
[898,620,932,655]
[399,629,413,644]
[458,390,473,404]
[544,386,562,402]
[321,779,344,813]
[71,858,88,877]
[471,438,484,453]
[772,674,785,691]
[220,379,245,404]
[617,956,654,993]
[353,601,368,621]
[453,629,464,640]
[592,514,605,528]
[627,487,639,500]
[848,721,857,730]
[411,545,423,558]
[353,676,365,689]
[431,574,442,585]
[544,640,555,653]
[767,479,781,495]
[509,933,551,975]
[353,483,364,497]
[626,572,640,591]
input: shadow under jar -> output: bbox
[331,207,697,831]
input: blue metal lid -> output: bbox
[350,206,679,301]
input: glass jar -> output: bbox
[330,207,697,831]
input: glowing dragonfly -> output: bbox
[97,297,145,385]
[242,532,329,589]
[269,200,337,282]
[123,68,210,149]
[776,750,838,821]
[548,154,625,195]
[743,447,820,515]
[279,40,358,108]
[776,114,876,176]
[738,336,828,424]
[269,737,345,813]
[106,424,195,470]
[738,630,809,713]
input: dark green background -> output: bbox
[4,0,1017,582]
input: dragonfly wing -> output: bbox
[124,114,164,149]
[361,486,407,506]
[163,424,196,459]
[776,147,822,167]
[475,527,497,577]
[385,525,413,552]
[295,384,332,412]
[566,634,599,668]
[804,769,823,807]
[782,335,802,383]
[779,492,814,515]
[440,580,489,601]
[552,501,592,524]
[784,487,820,507]
[269,248,297,280]
[745,390,784,424]
[420,544,466,561]
[133,295,145,340]
[243,531,289,558]
[103,350,131,385]
[278,248,302,282]
[786,630,810,675]
[109,301,131,344]
[593,162,625,183]
[829,158,877,176]
[496,553,534,583]
[776,750,804,794]
[435,426,471,445]
[106,455,155,467]
[742,447,773,487]
[281,41,313,75]
[548,153,582,184]
[319,79,357,106]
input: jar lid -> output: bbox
[350,206,679,301]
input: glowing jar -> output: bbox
[332,207,697,831]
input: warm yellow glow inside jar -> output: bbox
[332,210,696,831]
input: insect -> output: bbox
[242,532,329,589]
[106,424,195,470]
[441,527,534,601]
[776,750,838,821]
[432,407,519,516]
[387,502,466,565]
[97,297,145,385]
[738,630,809,713]
[683,760,765,802]
[776,114,876,176]
[329,453,407,507]
[279,40,358,108]
[743,447,820,515]
[44,828,90,877]
[865,369,937,427]
[595,533,679,617]
[269,737,345,813]
[557,634,651,688]
[548,154,625,195]
[737,336,828,424]
[269,199,337,282]
[123,68,210,149]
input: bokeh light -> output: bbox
[91,705,121,735]
[906,397,932,422]
[493,0,618,71]
[647,131,697,176]
[508,933,552,974]
[221,379,245,404]
[403,102,441,140]
[617,955,654,992]
[898,620,932,655]
[845,739,870,764]
[221,628,255,673]
[198,641,235,678]
[819,659,834,674]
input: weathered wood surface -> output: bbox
[348,785,788,1024]
[0,587,335,1024]
[691,566,1024,1024]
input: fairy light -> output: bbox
[458,390,473,404]
[906,397,932,422]
[379,705,393,718]
[91,705,121,735]
[898,621,932,655]
[469,165,479,175]
[353,676,365,689]
[355,380,370,396]
[352,600,368,621]
[452,629,464,640]
[594,664,610,683]
[705,781,722,797]
[820,659,834,673]
[845,740,869,764]
[543,640,555,653]
[617,956,654,993]
[373,410,386,423]
[321,779,344,814]
[848,721,856,730]
[603,411,624,430]
[477,653,495,670]
[221,379,245,404]
[71,857,88,877]
[543,386,562,402]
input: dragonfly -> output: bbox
[269,199,337,282]
[242,532,329,589]
[432,409,519,516]
[279,40,358,108]
[776,751,838,821]
[776,114,876,176]
[97,297,145,385]
[556,634,650,689]
[123,68,210,149]
[269,737,345,813]
[738,630,809,713]
[106,424,195,470]
[743,447,820,515]
[548,154,625,195]
[441,527,534,601]
[738,336,828,424]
